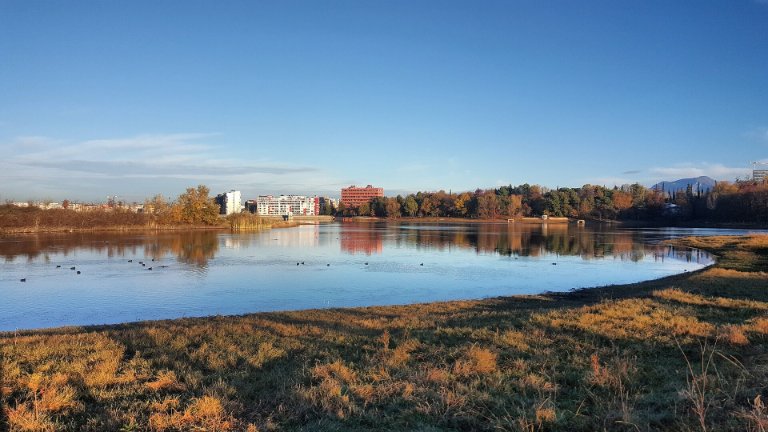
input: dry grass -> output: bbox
[1,234,767,431]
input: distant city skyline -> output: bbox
[1,1,767,202]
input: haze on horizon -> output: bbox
[1,0,767,202]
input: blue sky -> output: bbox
[1,0,767,202]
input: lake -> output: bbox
[1,221,751,331]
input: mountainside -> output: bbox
[652,176,717,193]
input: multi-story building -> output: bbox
[252,195,318,216]
[340,185,383,207]
[216,190,242,215]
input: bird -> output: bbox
[152,259,155,262]
[76,271,81,274]
[327,264,330,267]
[128,259,133,263]
[297,263,300,266]
[301,262,305,265]
[420,263,424,266]
[551,263,557,265]
[142,263,146,267]
[148,267,153,271]
[56,265,61,268]
[70,266,76,270]
[20,278,26,282]
[365,262,368,265]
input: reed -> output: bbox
[226,213,271,231]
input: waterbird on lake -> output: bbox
[365,262,368,265]
[552,263,557,265]
[297,263,300,266]
[76,271,81,274]
[301,262,305,265]
[128,259,133,263]
[148,267,153,270]
[327,264,330,266]
[70,266,76,270]
[420,263,424,266]
[56,265,61,268]
[20,278,26,282]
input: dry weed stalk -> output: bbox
[677,338,717,432]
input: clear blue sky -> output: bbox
[1,0,767,202]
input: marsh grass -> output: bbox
[1,234,767,430]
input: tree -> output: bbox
[385,197,401,218]
[403,195,418,217]
[613,191,633,212]
[477,191,498,219]
[358,202,371,217]
[174,185,220,225]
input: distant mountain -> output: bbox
[651,176,717,194]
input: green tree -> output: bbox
[403,195,418,217]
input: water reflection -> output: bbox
[1,222,729,331]
[0,224,716,265]
[335,222,708,263]
[0,231,220,267]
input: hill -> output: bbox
[652,176,716,194]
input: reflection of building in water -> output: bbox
[340,229,383,255]
[271,225,320,248]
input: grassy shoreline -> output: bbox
[1,235,767,431]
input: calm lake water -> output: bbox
[1,221,755,331]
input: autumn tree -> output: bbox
[506,194,523,216]
[385,197,401,218]
[174,185,220,225]
[477,190,498,219]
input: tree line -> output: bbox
[0,185,223,231]
[336,180,768,223]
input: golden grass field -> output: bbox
[1,235,767,431]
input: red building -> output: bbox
[341,185,384,207]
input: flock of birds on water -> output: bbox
[18,258,171,283]
[17,257,438,283]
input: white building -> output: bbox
[217,190,242,215]
[254,195,318,216]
